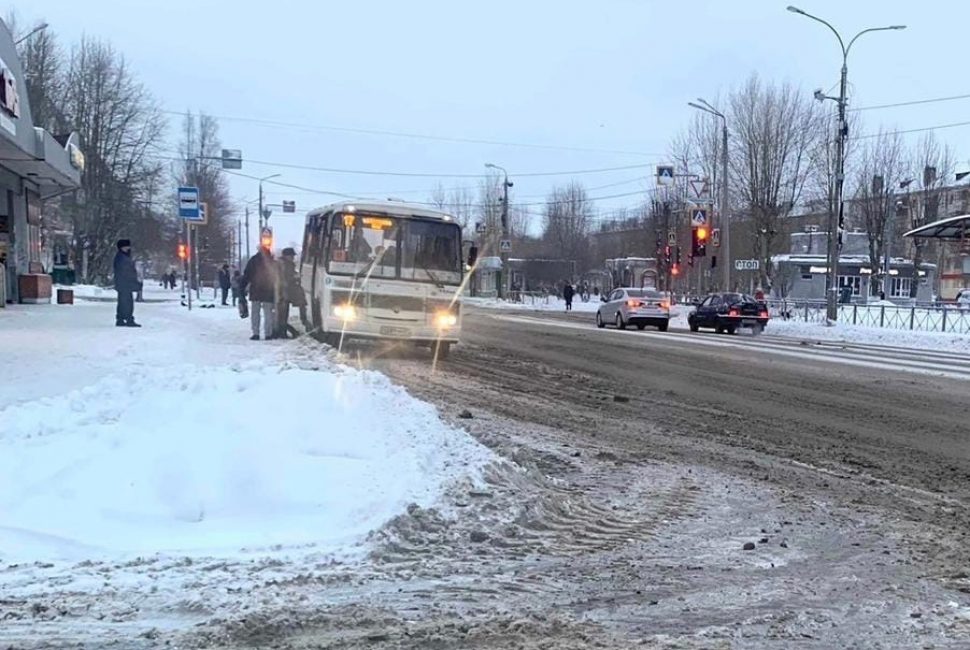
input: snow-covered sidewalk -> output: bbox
[0,299,493,562]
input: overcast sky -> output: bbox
[19,0,970,249]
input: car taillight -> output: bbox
[759,311,769,319]
[729,309,739,317]
[627,300,643,308]
[658,301,670,310]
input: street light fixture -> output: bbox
[484,163,514,299]
[788,6,906,321]
[258,173,282,229]
[14,22,49,46]
[688,98,731,291]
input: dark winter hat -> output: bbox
[281,247,296,257]
[117,239,131,249]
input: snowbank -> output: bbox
[466,296,602,313]
[768,319,970,354]
[0,301,494,561]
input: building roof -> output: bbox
[903,214,970,240]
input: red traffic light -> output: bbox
[177,243,188,260]
[671,264,680,276]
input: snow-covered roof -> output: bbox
[305,200,455,222]
[904,214,970,240]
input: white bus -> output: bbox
[299,200,465,356]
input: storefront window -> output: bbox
[890,277,911,298]
[838,275,861,296]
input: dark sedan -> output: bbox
[688,292,769,334]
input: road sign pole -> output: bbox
[184,220,192,311]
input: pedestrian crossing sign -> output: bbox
[691,208,708,227]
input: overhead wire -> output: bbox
[160,109,659,158]
[849,92,970,112]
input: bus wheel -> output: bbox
[434,341,451,359]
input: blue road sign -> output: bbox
[178,186,201,220]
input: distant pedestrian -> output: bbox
[230,269,242,306]
[276,248,308,338]
[241,242,279,340]
[113,239,141,327]
[563,283,575,311]
[218,264,231,306]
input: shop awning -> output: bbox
[903,214,970,240]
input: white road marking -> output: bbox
[488,314,970,382]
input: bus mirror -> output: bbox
[467,245,478,269]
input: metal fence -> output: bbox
[766,299,970,335]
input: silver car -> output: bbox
[596,287,671,331]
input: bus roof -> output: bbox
[306,200,456,223]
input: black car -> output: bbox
[688,292,769,334]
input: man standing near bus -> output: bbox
[241,231,279,340]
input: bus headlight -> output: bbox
[334,304,357,321]
[435,311,458,329]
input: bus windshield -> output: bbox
[326,213,461,285]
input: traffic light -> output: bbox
[664,245,671,267]
[676,246,682,267]
[691,227,708,257]
[671,263,680,276]
[177,242,188,261]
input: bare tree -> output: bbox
[729,74,822,288]
[541,182,593,275]
[908,132,955,298]
[176,112,234,276]
[16,19,65,132]
[851,129,907,296]
[59,36,166,282]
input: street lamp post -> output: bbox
[485,163,513,299]
[258,174,282,230]
[688,99,730,291]
[14,22,49,46]
[788,6,905,321]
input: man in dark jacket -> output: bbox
[113,239,141,327]
[241,243,278,340]
[218,264,232,305]
[563,283,575,312]
[275,248,308,338]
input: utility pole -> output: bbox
[485,163,513,299]
[258,174,282,230]
[787,5,905,321]
[245,205,251,261]
[238,219,243,268]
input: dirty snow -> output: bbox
[767,318,970,354]
[0,297,494,562]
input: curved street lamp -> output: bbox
[787,5,905,321]
[14,22,49,46]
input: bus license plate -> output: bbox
[380,326,411,337]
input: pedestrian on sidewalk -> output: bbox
[218,264,232,306]
[230,268,242,306]
[275,248,308,338]
[241,241,278,340]
[113,239,141,327]
[563,282,575,312]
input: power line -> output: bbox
[165,149,658,179]
[851,119,970,140]
[849,92,970,112]
[160,109,659,158]
[238,157,658,179]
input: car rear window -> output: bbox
[628,290,663,299]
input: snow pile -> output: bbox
[768,319,970,354]
[0,360,494,560]
[465,296,602,313]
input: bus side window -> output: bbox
[329,218,347,263]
